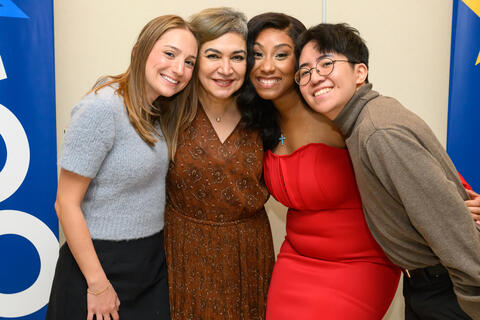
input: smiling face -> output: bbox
[298,41,367,120]
[250,28,297,102]
[197,32,247,104]
[144,28,198,103]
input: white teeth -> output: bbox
[314,87,332,96]
[259,78,279,85]
[162,74,178,84]
[216,80,231,85]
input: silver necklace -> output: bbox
[205,106,227,123]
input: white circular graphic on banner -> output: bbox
[0,104,30,202]
[0,210,59,317]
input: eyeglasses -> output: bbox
[294,57,357,86]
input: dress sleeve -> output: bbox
[59,94,116,178]
[364,129,480,318]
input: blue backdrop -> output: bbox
[447,0,480,190]
[0,0,58,319]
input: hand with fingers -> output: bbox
[86,281,121,320]
[465,189,480,226]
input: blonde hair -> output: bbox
[93,15,198,160]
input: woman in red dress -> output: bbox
[237,13,401,320]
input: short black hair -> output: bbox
[296,23,369,82]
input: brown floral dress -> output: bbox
[164,107,275,320]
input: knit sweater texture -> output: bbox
[59,85,168,240]
[334,83,480,319]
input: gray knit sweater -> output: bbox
[60,85,168,240]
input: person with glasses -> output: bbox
[296,23,480,319]
[237,13,401,319]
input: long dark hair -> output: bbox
[237,12,306,150]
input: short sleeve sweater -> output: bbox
[59,85,168,240]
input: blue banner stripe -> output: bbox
[0,0,58,319]
[447,0,480,190]
[0,0,29,18]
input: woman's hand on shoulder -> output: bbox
[86,281,120,320]
[465,189,480,226]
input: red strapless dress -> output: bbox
[264,143,400,320]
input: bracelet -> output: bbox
[87,282,110,296]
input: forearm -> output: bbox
[57,203,109,291]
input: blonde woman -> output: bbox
[164,8,275,320]
[47,15,197,320]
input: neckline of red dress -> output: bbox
[266,142,347,158]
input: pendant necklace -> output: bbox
[279,133,287,145]
[205,106,227,123]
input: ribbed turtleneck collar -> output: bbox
[333,83,379,139]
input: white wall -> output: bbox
[54,1,454,319]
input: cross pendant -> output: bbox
[279,133,286,145]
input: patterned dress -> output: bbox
[164,107,275,320]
